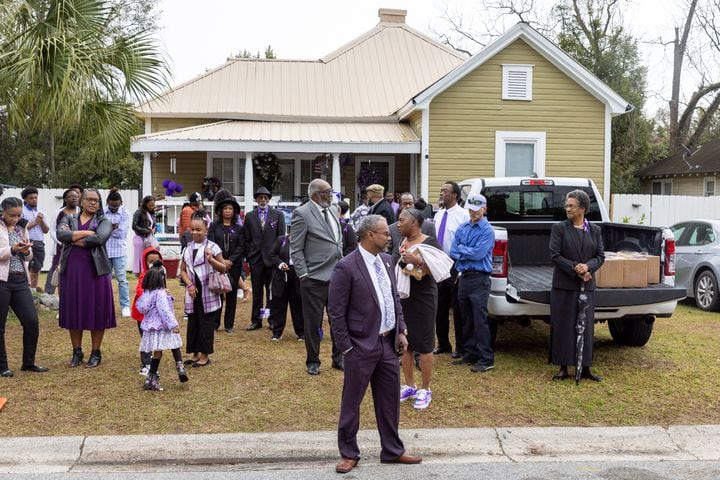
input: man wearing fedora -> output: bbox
[243,186,285,331]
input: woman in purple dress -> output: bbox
[57,188,116,368]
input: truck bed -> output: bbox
[508,266,687,307]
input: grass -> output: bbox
[0,275,718,437]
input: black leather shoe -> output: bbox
[552,371,570,381]
[433,346,452,355]
[85,350,101,369]
[0,369,13,377]
[581,369,602,382]
[452,357,474,365]
[245,322,262,331]
[307,364,320,375]
[69,348,83,368]
[332,361,344,371]
[21,364,49,373]
[450,351,462,359]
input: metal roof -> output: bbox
[138,22,464,120]
[636,139,720,178]
[130,120,420,154]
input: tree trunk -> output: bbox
[669,0,699,153]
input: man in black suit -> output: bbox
[243,186,286,330]
[366,184,395,226]
[329,214,421,474]
[268,231,304,341]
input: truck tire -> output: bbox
[694,270,719,311]
[608,316,654,346]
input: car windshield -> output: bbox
[480,186,602,222]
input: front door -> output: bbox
[355,156,394,205]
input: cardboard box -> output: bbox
[595,253,624,288]
[622,255,648,288]
[646,255,660,284]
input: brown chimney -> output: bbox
[378,8,406,24]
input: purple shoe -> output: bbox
[400,384,417,402]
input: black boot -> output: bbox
[581,367,602,382]
[69,348,84,368]
[85,349,102,369]
[176,361,189,383]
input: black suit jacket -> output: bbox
[549,220,605,291]
[268,235,292,297]
[340,219,358,257]
[243,207,286,267]
[208,221,245,278]
[369,198,395,226]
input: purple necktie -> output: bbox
[437,210,448,249]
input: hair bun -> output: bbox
[151,259,164,268]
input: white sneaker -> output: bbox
[413,389,432,409]
[139,365,150,376]
[400,384,417,402]
[121,307,131,317]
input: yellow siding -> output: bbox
[151,152,207,198]
[151,118,219,134]
[406,111,422,138]
[428,39,606,198]
[640,176,715,196]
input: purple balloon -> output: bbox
[174,183,183,192]
[162,179,170,188]
[165,188,174,196]
[167,181,176,191]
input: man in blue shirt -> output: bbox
[449,193,496,372]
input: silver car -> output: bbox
[670,219,720,311]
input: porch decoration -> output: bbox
[161,179,183,197]
[314,153,331,180]
[253,153,282,191]
[357,163,382,191]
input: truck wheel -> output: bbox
[694,270,719,311]
[608,316,654,346]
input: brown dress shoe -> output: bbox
[335,457,358,474]
[381,454,422,464]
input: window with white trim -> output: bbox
[212,158,235,192]
[495,131,546,177]
[652,180,672,195]
[704,177,716,196]
[208,154,245,195]
[502,64,533,101]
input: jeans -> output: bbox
[456,273,493,366]
[109,256,130,309]
[0,273,40,369]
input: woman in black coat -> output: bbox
[208,197,248,332]
[549,189,605,382]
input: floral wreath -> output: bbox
[253,153,282,191]
[357,163,382,191]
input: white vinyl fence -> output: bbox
[611,194,720,227]
[2,188,139,271]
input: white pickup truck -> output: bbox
[459,177,687,347]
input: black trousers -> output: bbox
[0,273,39,369]
[216,270,241,331]
[270,268,304,338]
[435,274,462,353]
[249,262,272,325]
[299,277,341,367]
[186,283,219,355]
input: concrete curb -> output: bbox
[1,426,718,472]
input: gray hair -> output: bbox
[566,189,590,212]
[307,178,328,197]
[357,214,385,240]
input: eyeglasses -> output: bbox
[564,204,579,210]
[319,189,334,195]
[83,198,100,204]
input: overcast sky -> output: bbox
[156,0,689,116]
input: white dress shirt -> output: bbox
[434,204,470,254]
[358,245,395,334]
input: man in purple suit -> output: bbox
[329,215,422,474]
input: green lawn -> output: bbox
[0,275,718,436]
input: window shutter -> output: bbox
[502,65,533,101]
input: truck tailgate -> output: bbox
[508,266,687,307]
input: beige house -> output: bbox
[131,9,630,212]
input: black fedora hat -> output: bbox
[254,186,272,199]
[214,197,241,215]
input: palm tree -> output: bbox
[0,0,169,175]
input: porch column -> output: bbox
[332,152,341,197]
[420,105,430,200]
[244,152,254,213]
[143,117,152,198]
[409,153,417,197]
[142,153,152,198]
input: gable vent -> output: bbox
[502,64,533,101]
